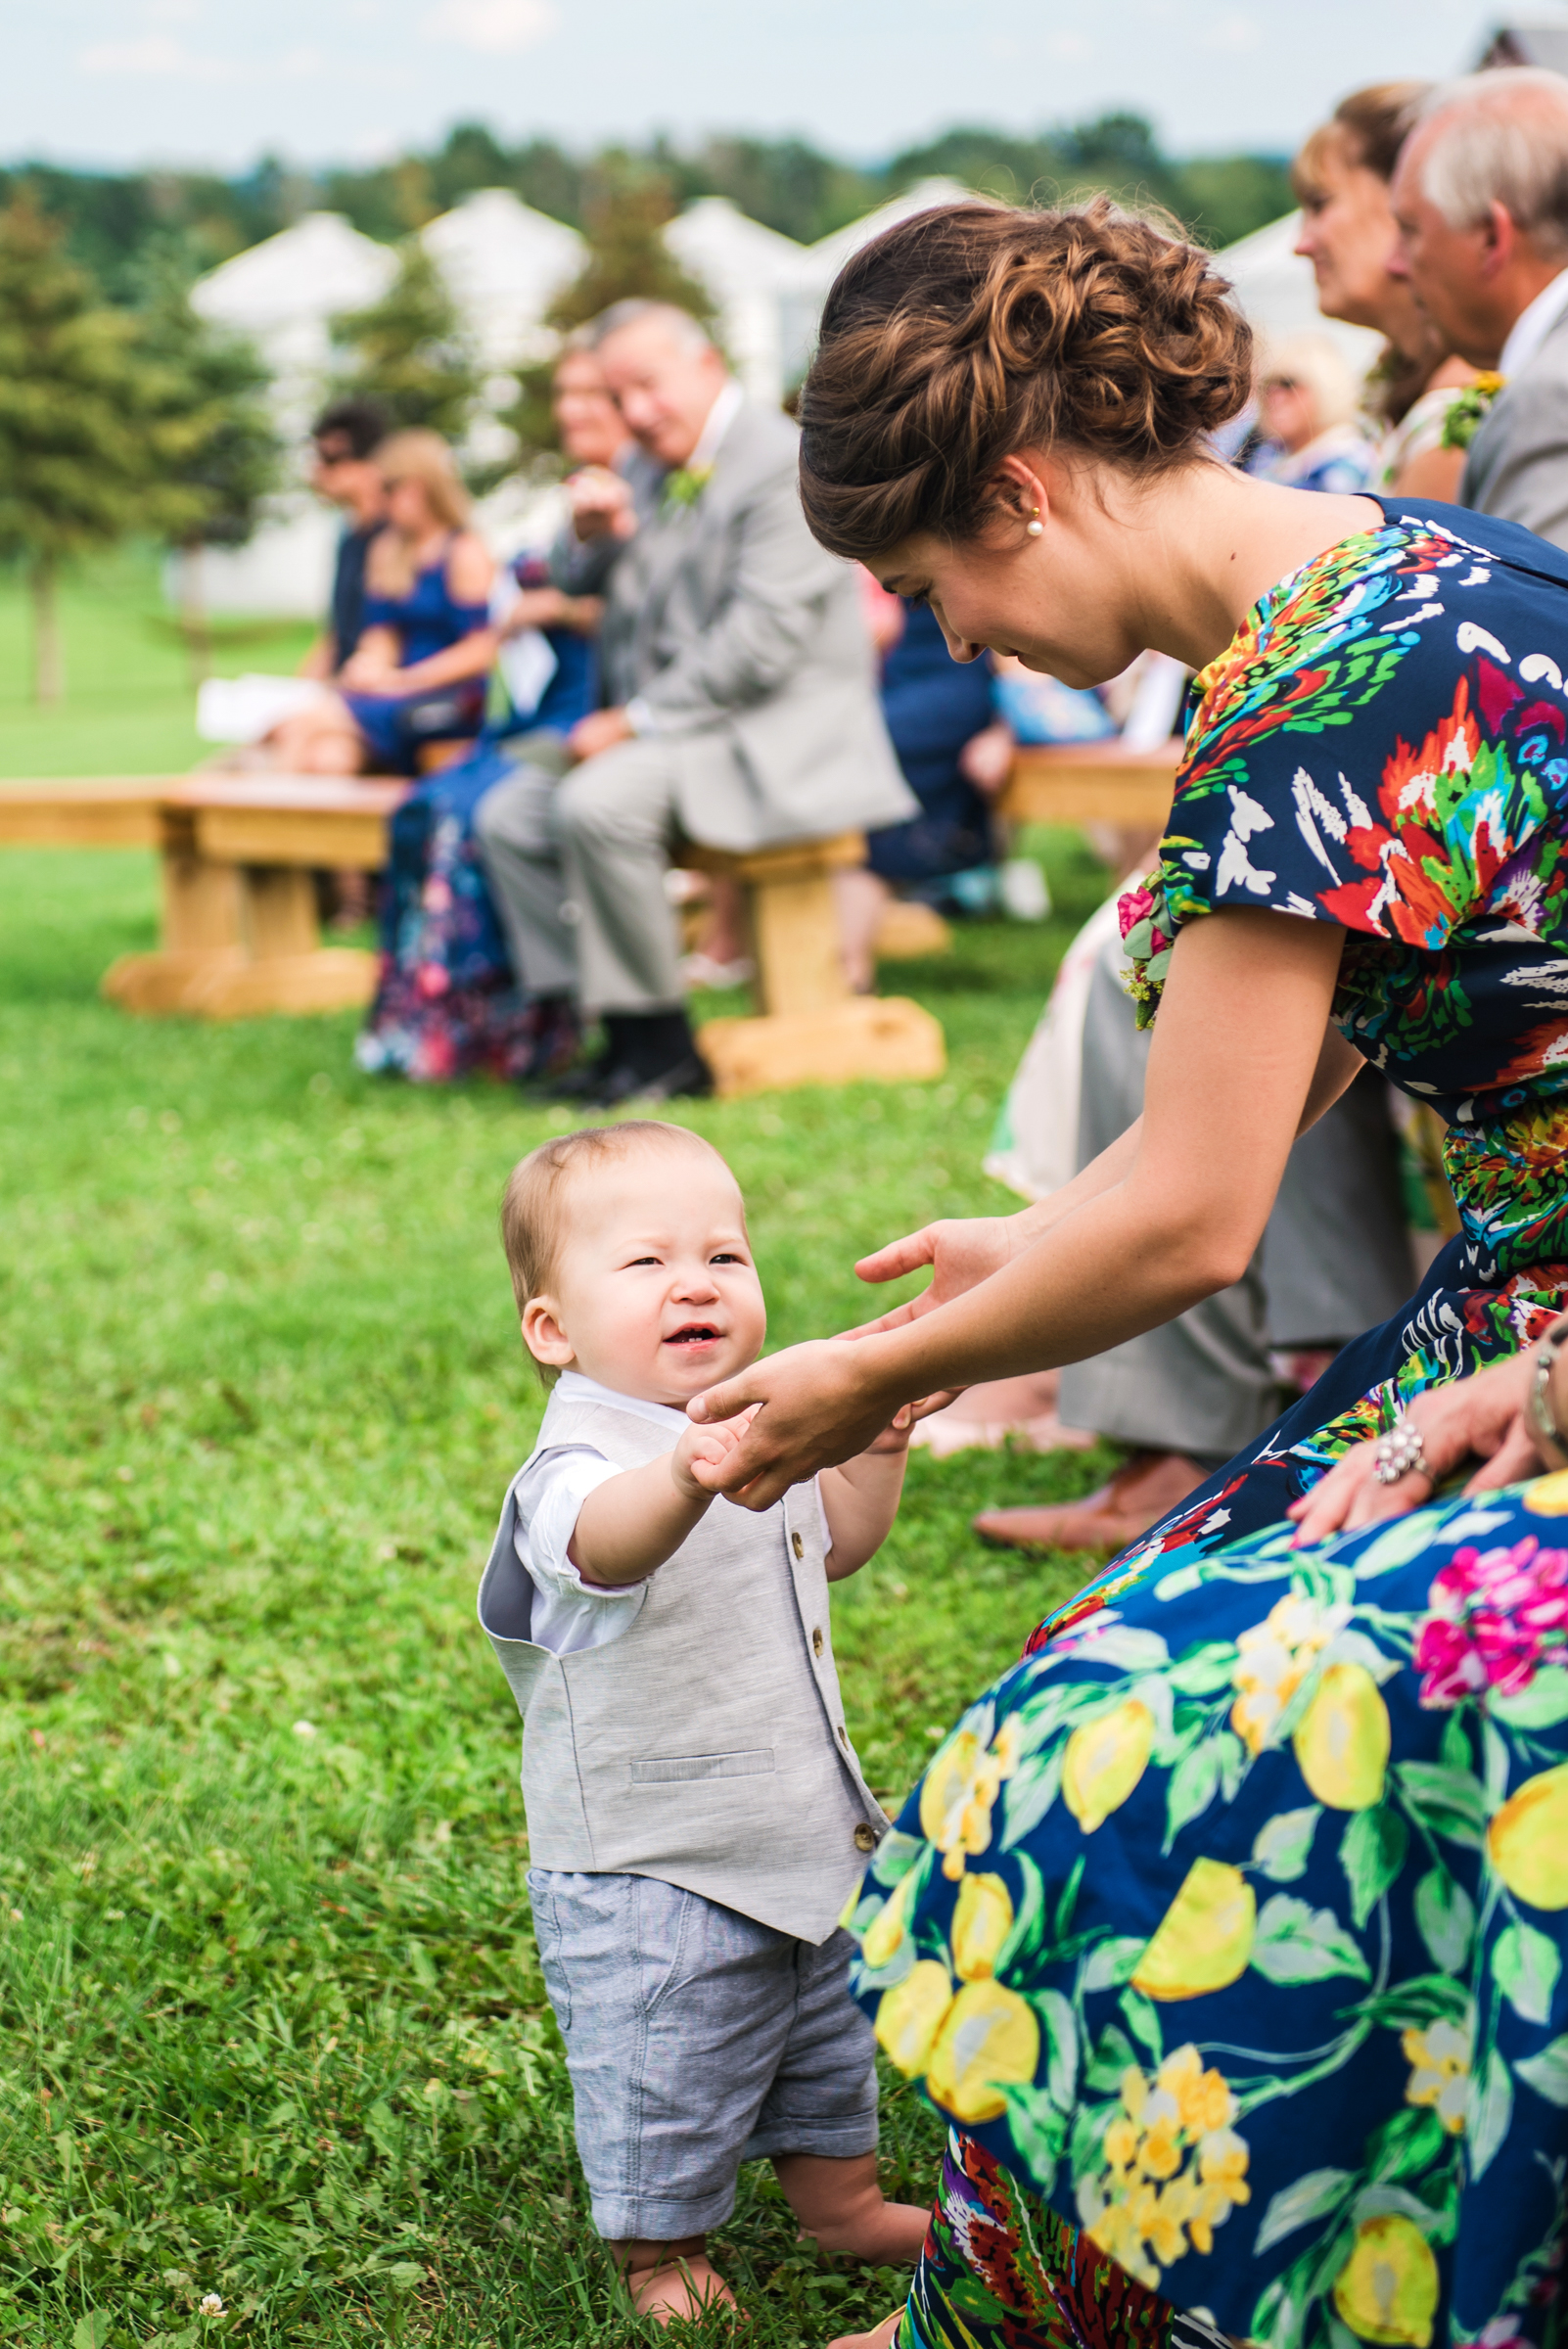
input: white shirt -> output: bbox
[1499,266,1568,381]
[512,1368,829,1656]
[684,377,745,474]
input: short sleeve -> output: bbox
[514,1446,639,1599]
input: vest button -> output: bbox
[853,1822,877,1852]
[811,1626,823,1657]
[791,1530,805,1560]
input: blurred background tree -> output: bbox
[129,249,283,677]
[332,238,484,441]
[0,192,210,704]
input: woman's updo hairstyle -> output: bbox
[798,197,1253,564]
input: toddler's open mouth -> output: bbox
[665,1323,722,1348]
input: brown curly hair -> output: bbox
[798,198,1253,563]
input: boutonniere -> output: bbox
[663,463,715,511]
[1440,372,1505,452]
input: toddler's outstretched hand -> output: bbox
[674,1405,761,1497]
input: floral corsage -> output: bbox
[1439,372,1505,452]
[662,462,715,510]
[1119,873,1176,1029]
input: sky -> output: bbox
[10,0,1521,175]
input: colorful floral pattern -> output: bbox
[356,743,573,1085]
[1112,503,1568,1562]
[853,1476,1568,2349]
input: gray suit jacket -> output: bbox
[593,401,916,852]
[1461,304,1568,549]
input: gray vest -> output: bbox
[477,1389,886,1943]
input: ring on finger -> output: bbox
[1373,1417,1427,1487]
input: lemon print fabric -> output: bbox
[1488,1761,1568,1909]
[1293,1662,1391,1810]
[1332,2215,1441,2347]
[1062,1697,1154,1831]
[842,1472,1568,2349]
[1132,1860,1256,2002]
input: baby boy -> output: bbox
[477,1119,929,2323]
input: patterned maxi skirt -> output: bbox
[860,1099,1568,2349]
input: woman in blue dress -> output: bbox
[273,429,495,777]
[354,353,641,1083]
[669,200,1568,2349]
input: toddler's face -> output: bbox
[526,1147,766,1408]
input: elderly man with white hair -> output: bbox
[1390,64,1568,545]
[476,299,915,1107]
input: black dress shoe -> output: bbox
[539,1054,611,1101]
[578,1050,715,1109]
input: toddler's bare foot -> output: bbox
[826,2313,902,2349]
[616,2236,738,2326]
[773,2151,930,2264]
[808,2197,929,2264]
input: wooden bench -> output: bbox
[0,781,946,1095]
[678,832,945,1095]
[997,738,1182,831]
[0,774,404,1020]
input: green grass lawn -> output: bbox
[0,550,314,781]
[0,568,1119,2346]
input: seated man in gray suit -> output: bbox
[477,301,915,1107]
[1390,67,1568,547]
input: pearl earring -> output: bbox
[1026,508,1043,536]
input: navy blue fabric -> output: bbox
[868,601,996,881]
[329,522,381,666]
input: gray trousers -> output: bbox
[475,731,686,1015]
[1059,933,1412,1461]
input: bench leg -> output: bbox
[697,994,945,1097]
[103,829,378,1020]
[751,870,852,1018]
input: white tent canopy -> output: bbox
[421,189,584,371]
[665,196,814,404]
[192,211,396,438]
[805,177,974,287]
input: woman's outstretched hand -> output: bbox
[1288,1350,1541,1543]
[848,1216,1021,1338]
[686,1338,905,1511]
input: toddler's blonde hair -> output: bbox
[500,1122,733,1385]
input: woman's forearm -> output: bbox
[383,630,498,695]
[859,1167,1254,1403]
[1008,1120,1144,1244]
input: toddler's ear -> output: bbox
[521,1296,575,1369]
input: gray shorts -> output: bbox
[529,1867,879,2241]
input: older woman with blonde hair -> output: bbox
[1293,79,1479,495]
[272,427,495,776]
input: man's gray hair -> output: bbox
[587,299,713,353]
[1417,66,1568,255]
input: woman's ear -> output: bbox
[991,450,1052,536]
[522,1297,575,1369]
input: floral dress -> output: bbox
[858,500,1568,2349]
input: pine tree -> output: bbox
[130,249,284,677]
[0,192,173,704]
[332,239,483,443]
[505,172,717,463]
